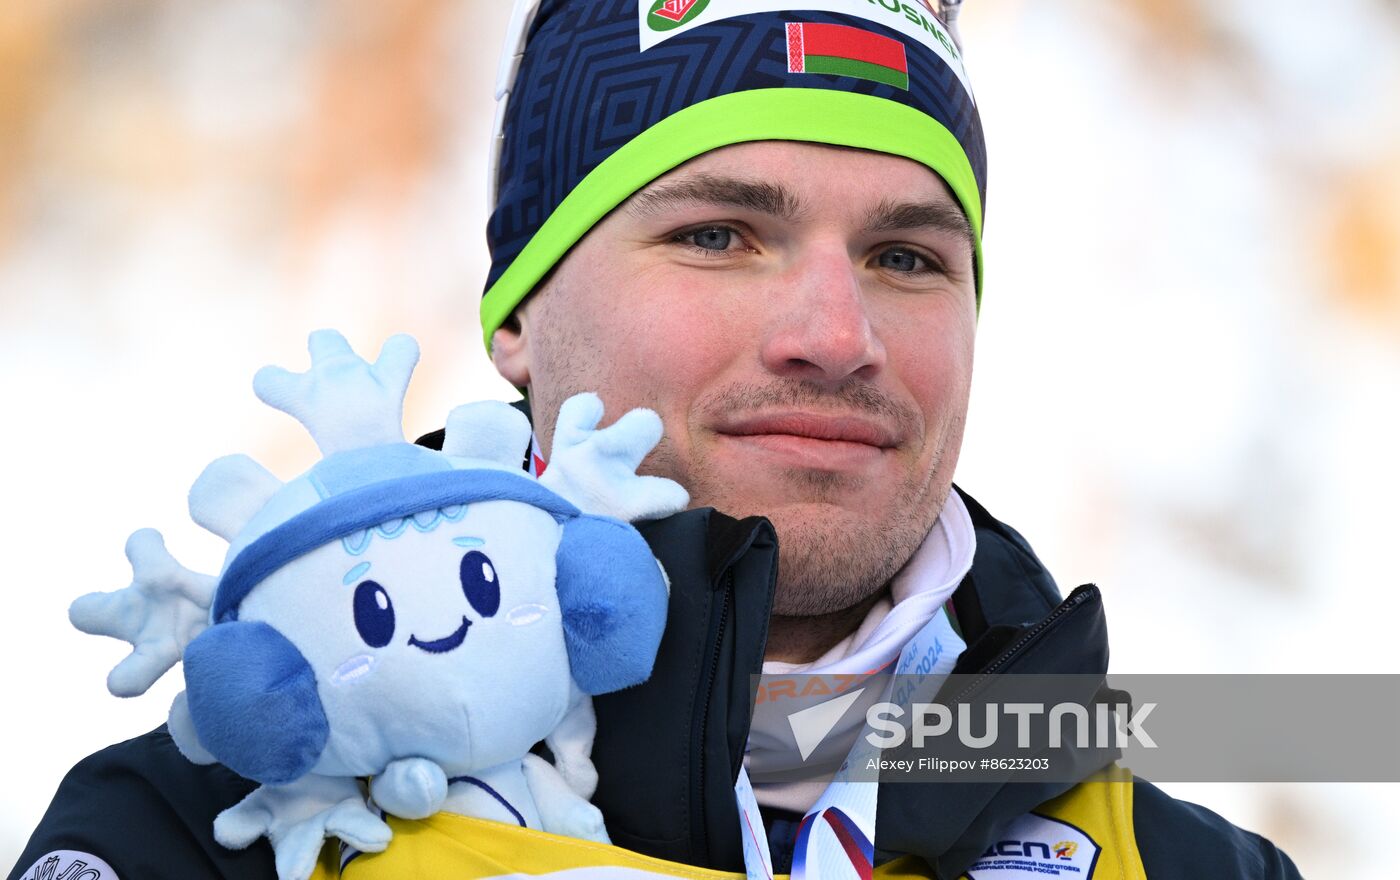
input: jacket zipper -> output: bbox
[952,584,1098,702]
[692,568,734,862]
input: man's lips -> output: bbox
[713,412,901,470]
[715,413,901,448]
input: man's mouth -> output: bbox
[717,412,900,446]
[408,616,471,654]
[713,412,901,469]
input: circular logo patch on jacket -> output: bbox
[964,814,1100,878]
[19,851,119,880]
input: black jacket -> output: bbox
[10,487,1301,880]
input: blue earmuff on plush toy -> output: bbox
[70,330,688,880]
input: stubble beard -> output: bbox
[658,440,952,618]
[650,382,960,619]
[770,465,949,617]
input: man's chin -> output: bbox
[745,501,931,618]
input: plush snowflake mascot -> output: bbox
[70,330,687,880]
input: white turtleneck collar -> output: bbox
[746,489,978,813]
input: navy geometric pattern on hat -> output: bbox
[486,0,985,294]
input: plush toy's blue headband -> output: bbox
[212,469,580,624]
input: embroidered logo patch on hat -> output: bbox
[787,21,909,90]
[647,0,710,30]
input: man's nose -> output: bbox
[759,243,887,383]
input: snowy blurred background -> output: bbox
[2,1,1397,876]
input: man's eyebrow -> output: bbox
[863,198,974,243]
[625,174,807,222]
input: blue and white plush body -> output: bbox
[70,331,687,880]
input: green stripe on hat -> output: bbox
[804,56,910,89]
[481,87,984,351]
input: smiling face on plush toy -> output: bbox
[235,498,575,778]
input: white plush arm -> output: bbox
[253,329,419,456]
[539,393,689,522]
[544,687,599,798]
[521,753,610,844]
[69,528,216,697]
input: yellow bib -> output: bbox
[312,767,1146,880]
[956,766,1148,880]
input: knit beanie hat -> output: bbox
[481,0,986,349]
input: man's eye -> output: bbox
[877,247,932,274]
[675,225,737,253]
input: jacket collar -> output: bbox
[870,488,1113,878]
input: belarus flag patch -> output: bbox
[786,22,909,90]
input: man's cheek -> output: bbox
[897,342,973,423]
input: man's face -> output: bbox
[493,141,978,616]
